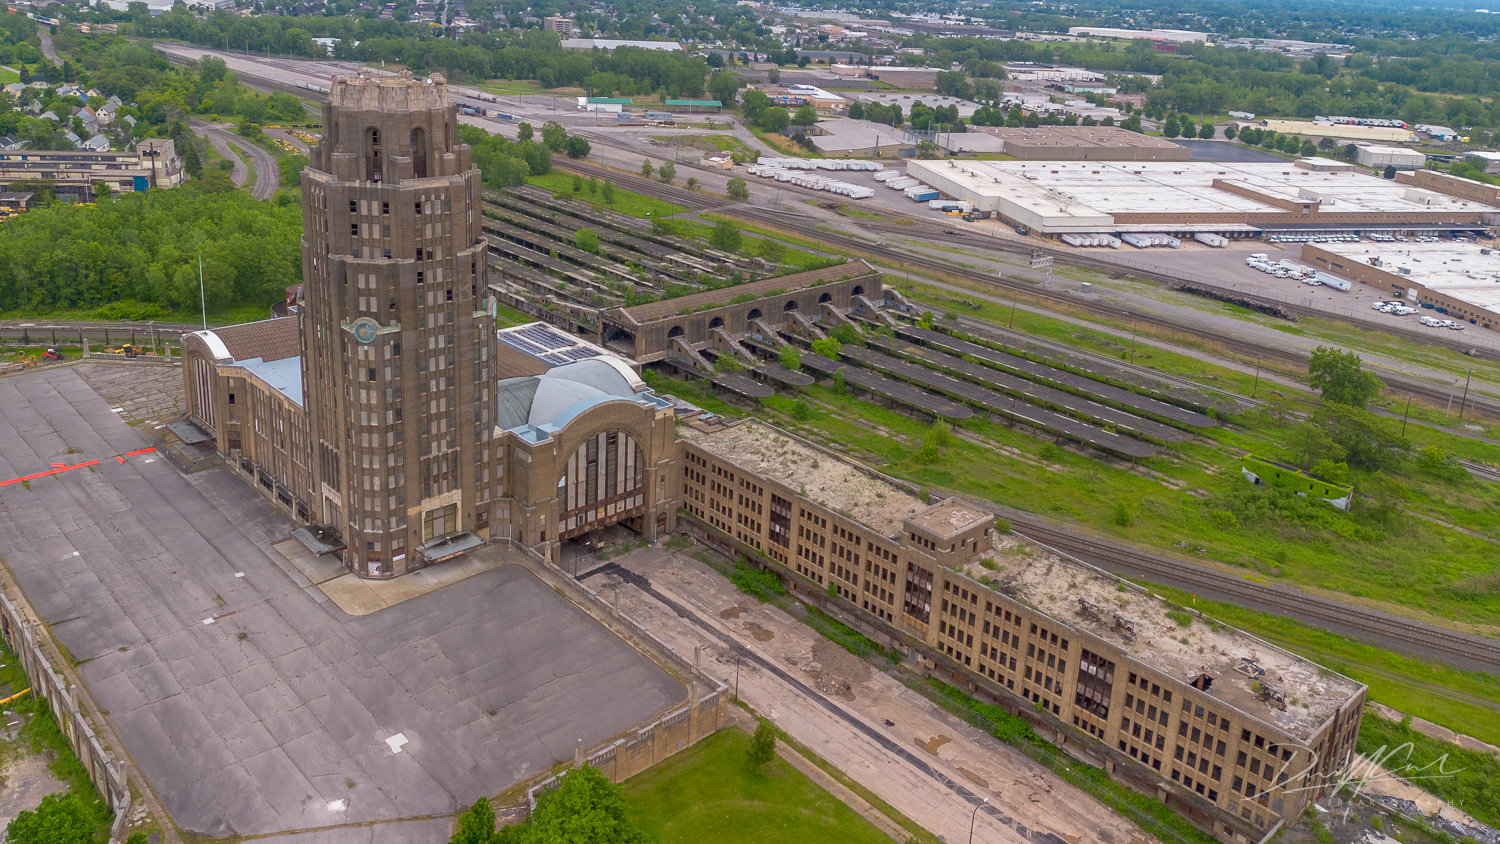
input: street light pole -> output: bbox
[198,253,207,330]
[969,796,989,844]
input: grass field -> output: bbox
[652,134,757,157]
[621,729,891,844]
[531,171,688,218]
[645,359,1500,636]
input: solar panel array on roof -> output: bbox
[499,322,612,367]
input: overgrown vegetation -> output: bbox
[0,180,299,316]
[1356,714,1500,829]
[729,562,785,602]
[923,680,1219,844]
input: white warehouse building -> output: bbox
[1354,144,1426,170]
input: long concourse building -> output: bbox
[679,418,1365,844]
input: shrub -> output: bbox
[729,562,785,601]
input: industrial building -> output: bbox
[967,126,1189,161]
[1065,26,1210,43]
[1354,144,1425,170]
[1247,120,1416,144]
[853,92,981,120]
[802,118,917,157]
[1396,169,1500,206]
[905,158,1500,237]
[1301,240,1500,330]
[680,417,1365,844]
[0,139,184,201]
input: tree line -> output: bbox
[0,186,302,316]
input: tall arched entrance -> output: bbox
[556,430,647,544]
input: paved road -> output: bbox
[190,119,281,199]
[37,29,61,65]
[0,365,684,841]
[587,549,1150,844]
[191,118,249,188]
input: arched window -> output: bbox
[817,292,832,304]
[851,285,864,296]
[667,325,685,339]
[708,317,724,329]
[745,308,762,329]
[783,300,799,312]
[365,127,383,182]
[556,431,647,540]
[410,127,428,179]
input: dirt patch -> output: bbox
[719,605,743,619]
[813,675,852,698]
[960,767,990,788]
[919,734,951,755]
[743,622,775,641]
[0,748,68,830]
[810,640,874,685]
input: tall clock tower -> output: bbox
[299,70,499,578]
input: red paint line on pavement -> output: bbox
[0,460,101,487]
[0,447,155,488]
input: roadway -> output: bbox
[189,119,281,200]
[37,28,61,65]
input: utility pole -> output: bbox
[1251,357,1261,398]
[198,253,207,329]
[1459,368,1473,420]
[1129,323,1138,362]
[1400,393,1412,438]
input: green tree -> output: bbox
[540,120,568,151]
[1198,122,1216,139]
[562,135,591,159]
[658,161,676,183]
[575,228,600,253]
[757,106,790,134]
[1308,346,1382,408]
[516,765,648,844]
[516,122,534,142]
[640,159,654,178]
[792,105,818,126]
[451,796,497,844]
[571,174,583,193]
[709,219,742,251]
[1223,124,1238,140]
[779,344,800,370]
[1162,114,1181,138]
[810,337,841,358]
[747,718,777,768]
[726,177,749,201]
[4,793,95,844]
[601,181,616,205]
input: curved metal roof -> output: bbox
[495,358,650,432]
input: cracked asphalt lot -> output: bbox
[0,366,684,840]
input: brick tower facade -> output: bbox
[299,70,498,578]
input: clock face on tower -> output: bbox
[351,318,380,344]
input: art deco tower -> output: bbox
[299,70,498,578]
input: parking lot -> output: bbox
[0,364,686,841]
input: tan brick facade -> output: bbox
[678,419,1366,844]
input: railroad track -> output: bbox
[549,161,1500,671]
[1006,516,1500,673]
[553,160,1500,422]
